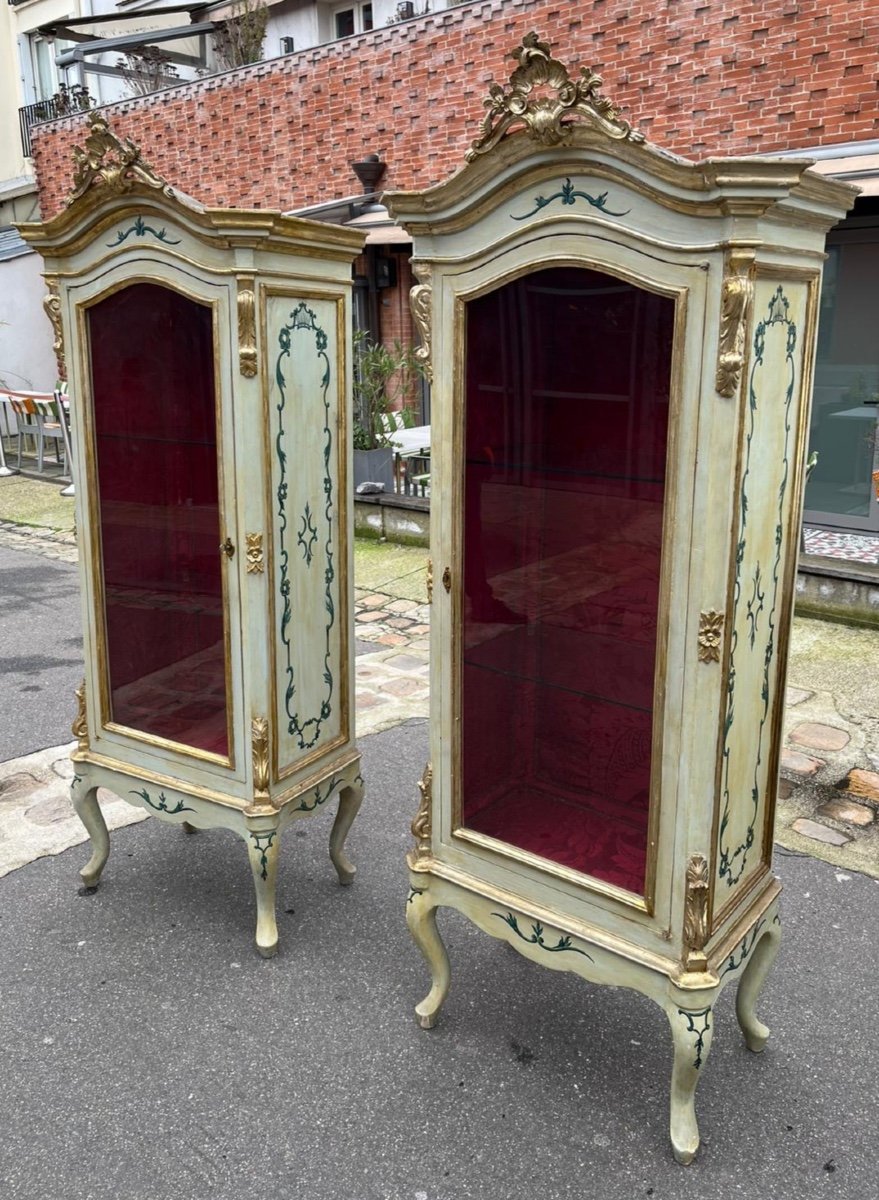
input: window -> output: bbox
[334,3,373,38]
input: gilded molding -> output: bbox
[245,532,264,574]
[715,251,755,399]
[72,680,89,752]
[698,610,724,663]
[409,261,433,384]
[251,717,270,799]
[410,761,432,863]
[426,558,433,605]
[682,854,710,972]
[42,278,66,381]
[237,283,258,378]
[67,111,175,208]
[465,31,643,162]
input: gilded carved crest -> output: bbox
[409,261,433,384]
[682,853,710,972]
[42,278,66,381]
[410,761,433,864]
[715,250,754,399]
[67,111,174,208]
[466,31,643,162]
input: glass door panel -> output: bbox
[805,226,879,535]
[88,282,230,758]
[461,266,675,896]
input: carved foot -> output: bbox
[407,886,450,1029]
[736,919,781,1053]
[71,777,109,890]
[181,821,198,835]
[246,828,280,957]
[667,1003,714,1165]
[329,776,364,886]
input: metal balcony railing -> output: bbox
[19,89,92,157]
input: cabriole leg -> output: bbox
[407,884,450,1030]
[181,821,198,835]
[329,776,364,886]
[667,1002,715,1165]
[736,919,781,1052]
[246,828,280,958]
[71,774,109,891]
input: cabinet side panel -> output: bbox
[713,278,812,923]
[266,294,345,772]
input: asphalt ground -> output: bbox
[0,544,83,760]
[1,714,877,1200]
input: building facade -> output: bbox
[17,0,879,552]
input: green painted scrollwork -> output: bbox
[130,788,194,815]
[511,178,629,220]
[720,919,766,977]
[108,215,181,246]
[293,775,343,813]
[678,1007,712,1069]
[275,302,335,751]
[718,286,797,890]
[250,831,277,880]
[493,912,593,960]
[297,502,319,566]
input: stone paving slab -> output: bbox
[0,743,148,878]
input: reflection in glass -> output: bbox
[88,282,228,757]
[806,230,879,531]
[461,267,675,895]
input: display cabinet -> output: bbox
[386,34,856,1161]
[20,113,365,956]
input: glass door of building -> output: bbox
[804,204,879,537]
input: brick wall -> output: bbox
[32,0,879,218]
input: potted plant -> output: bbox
[352,331,424,492]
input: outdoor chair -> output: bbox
[5,391,68,474]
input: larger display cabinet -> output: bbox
[386,34,856,1161]
[20,113,365,957]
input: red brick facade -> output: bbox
[32,0,879,219]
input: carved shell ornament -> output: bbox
[465,31,644,162]
[67,111,175,208]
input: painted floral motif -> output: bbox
[493,912,593,960]
[130,787,193,815]
[718,286,797,890]
[512,177,629,220]
[108,215,181,246]
[274,302,335,751]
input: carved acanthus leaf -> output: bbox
[72,679,88,752]
[409,261,433,384]
[238,283,257,378]
[67,111,174,208]
[42,279,66,381]
[410,761,432,863]
[715,251,754,398]
[683,854,710,971]
[251,716,270,798]
[466,31,643,162]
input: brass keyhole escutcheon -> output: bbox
[442,567,451,593]
[220,537,236,558]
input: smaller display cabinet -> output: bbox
[20,114,365,956]
[386,35,856,1161]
